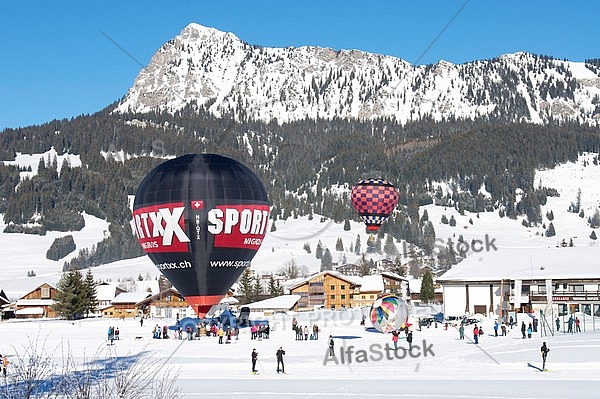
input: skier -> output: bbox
[251,349,258,374]
[541,342,550,370]
[328,335,335,356]
[276,346,286,373]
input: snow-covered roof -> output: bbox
[358,275,384,292]
[16,299,54,306]
[95,283,120,301]
[289,270,362,290]
[244,295,301,310]
[439,246,600,282]
[16,307,44,315]
[112,292,151,304]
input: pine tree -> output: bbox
[238,269,254,304]
[315,240,324,259]
[252,275,263,300]
[420,269,435,304]
[590,230,597,240]
[53,268,86,320]
[383,234,397,257]
[449,215,456,227]
[354,235,361,254]
[268,276,280,297]
[343,219,351,231]
[320,248,333,271]
[83,268,98,317]
[335,237,344,252]
[545,222,556,237]
[441,214,449,224]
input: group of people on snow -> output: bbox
[291,318,320,340]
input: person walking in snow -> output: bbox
[458,324,465,340]
[304,325,309,341]
[494,321,498,337]
[521,321,526,339]
[555,317,560,332]
[473,325,479,344]
[541,342,550,370]
[567,315,574,333]
[276,346,286,373]
[527,323,533,338]
[575,317,581,332]
[328,335,335,356]
[251,349,258,373]
[406,330,413,350]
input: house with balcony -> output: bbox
[289,271,362,310]
[437,246,600,319]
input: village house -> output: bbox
[290,271,362,310]
[106,292,152,319]
[15,282,57,319]
[437,246,600,322]
[136,288,193,319]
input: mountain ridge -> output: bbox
[115,23,600,125]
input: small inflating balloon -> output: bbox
[370,294,409,333]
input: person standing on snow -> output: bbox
[406,330,413,350]
[540,342,550,370]
[328,335,335,356]
[251,349,258,373]
[276,347,286,373]
[521,321,526,339]
[458,324,465,340]
[473,325,479,344]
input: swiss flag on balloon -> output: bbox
[191,200,204,210]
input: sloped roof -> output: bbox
[438,246,600,283]
[112,292,151,304]
[289,270,362,291]
[358,275,384,293]
[245,295,301,310]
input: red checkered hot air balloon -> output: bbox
[351,178,399,232]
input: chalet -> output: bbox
[352,275,384,308]
[136,288,193,319]
[109,292,152,319]
[289,271,362,310]
[15,283,57,318]
[0,290,13,320]
[438,246,600,321]
[96,283,126,312]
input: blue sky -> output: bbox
[1,1,598,131]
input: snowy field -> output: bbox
[1,309,599,398]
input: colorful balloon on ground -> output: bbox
[132,154,270,317]
[370,294,409,333]
[351,178,399,231]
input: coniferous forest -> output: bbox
[1,103,599,269]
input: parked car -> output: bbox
[461,317,482,326]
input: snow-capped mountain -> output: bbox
[116,23,600,125]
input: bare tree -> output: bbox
[0,335,180,399]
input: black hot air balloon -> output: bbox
[132,154,270,318]
[350,178,399,232]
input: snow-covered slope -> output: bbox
[115,23,600,125]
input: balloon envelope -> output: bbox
[369,294,409,333]
[351,178,398,231]
[132,154,269,317]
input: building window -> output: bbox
[330,295,335,299]
[538,285,546,294]
[341,285,345,290]
[341,295,346,299]
[330,285,335,290]
[41,286,50,299]
[570,285,584,292]
[361,295,365,299]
